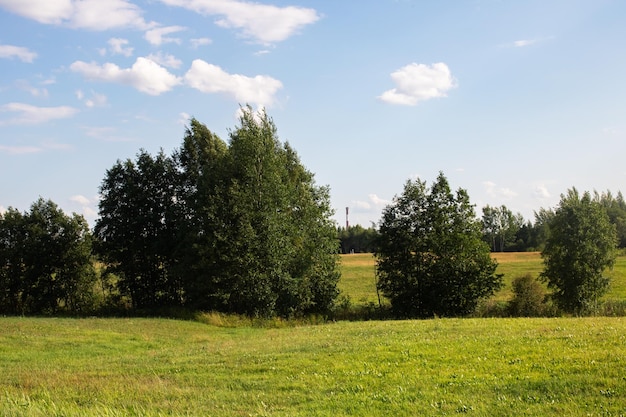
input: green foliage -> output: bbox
[481,205,524,252]
[95,107,340,317]
[2,317,626,416]
[593,190,626,248]
[541,188,618,315]
[0,198,96,314]
[337,224,379,253]
[94,150,182,309]
[376,172,503,318]
[508,274,547,317]
[339,252,626,318]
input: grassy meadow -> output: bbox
[339,252,626,306]
[2,253,626,416]
[1,316,626,416]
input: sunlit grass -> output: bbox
[337,253,380,306]
[339,252,626,307]
[1,317,625,416]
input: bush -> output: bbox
[508,274,546,317]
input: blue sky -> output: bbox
[1,0,625,228]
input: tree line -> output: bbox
[1,108,340,317]
[339,191,626,253]
[1,108,622,318]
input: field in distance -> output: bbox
[338,252,626,306]
[1,316,625,416]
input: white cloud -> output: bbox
[0,145,43,154]
[84,92,107,108]
[353,194,391,211]
[146,51,182,69]
[0,0,73,25]
[190,37,212,48]
[70,57,182,96]
[178,112,191,125]
[82,125,134,142]
[0,102,79,125]
[16,80,49,97]
[502,37,553,49]
[158,0,319,44]
[108,38,133,56]
[70,194,91,206]
[184,59,282,107]
[380,62,457,105]
[69,194,98,223]
[0,44,37,62]
[534,184,551,199]
[0,0,153,30]
[513,39,538,47]
[484,181,518,200]
[0,140,70,154]
[0,205,6,215]
[144,25,186,45]
[368,193,391,207]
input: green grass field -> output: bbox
[1,316,625,416]
[339,252,626,306]
[2,253,626,416]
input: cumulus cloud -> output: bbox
[0,44,37,62]
[69,195,98,222]
[70,194,91,206]
[0,102,79,125]
[190,37,212,48]
[353,194,391,211]
[158,0,319,44]
[484,181,518,200]
[108,38,133,56]
[146,51,182,69]
[144,25,186,45]
[178,112,191,125]
[534,184,551,199]
[76,90,107,107]
[70,57,182,95]
[379,62,457,106]
[0,0,153,30]
[184,59,282,107]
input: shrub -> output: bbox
[508,274,546,317]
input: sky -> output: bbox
[1,0,625,228]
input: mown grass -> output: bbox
[339,252,626,307]
[1,316,626,416]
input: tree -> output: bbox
[376,173,502,318]
[0,199,96,314]
[194,108,340,316]
[95,108,340,316]
[593,190,626,248]
[95,150,182,310]
[337,224,379,253]
[172,117,230,311]
[540,188,618,314]
[481,205,524,252]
